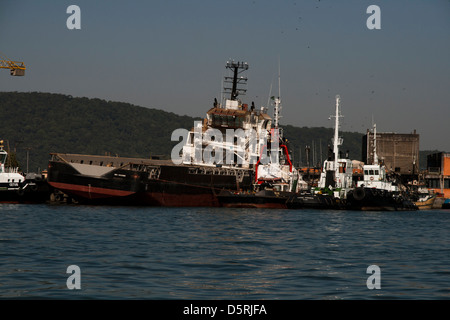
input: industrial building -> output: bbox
[425,152,450,198]
[362,129,420,178]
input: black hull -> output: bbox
[286,193,343,210]
[217,190,289,209]
[346,187,418,211]
[47,159,254,207]
[0,180,53,204]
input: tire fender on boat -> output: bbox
[353,187,366,201]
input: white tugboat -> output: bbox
[356,124,398,192]
[287,95,352,209]
[0,140,50,203]
[346,124,417,211]
[316,95,354,198]
[0,140,25,192]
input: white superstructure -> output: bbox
[317,95,354,198]
[181,61,272,169]
[0,141,25,190]
[356,124,398,192]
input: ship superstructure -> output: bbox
[0,141,25,191]
[182,61,272,169]
[356,124,398,192]
[254,94,294,193]
[215,63,296,208]
[317,95,354,198]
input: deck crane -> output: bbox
[0,52,25,76]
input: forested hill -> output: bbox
[0,92,199,171]
[0,91,366,172]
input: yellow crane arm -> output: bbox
[0,59,26,76]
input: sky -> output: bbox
[1,0,449,150]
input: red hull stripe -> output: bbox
[49,181,135,199]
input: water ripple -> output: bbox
[1,205,450,299]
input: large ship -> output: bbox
[217,79,297,209]
[47,61,277,206]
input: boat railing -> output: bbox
[2,166,20,173]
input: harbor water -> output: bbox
[1,204,450,299]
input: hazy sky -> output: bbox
[1,0,449,150]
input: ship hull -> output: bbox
[47,156,253,207]
[0,180,52,204]
[346,187,418,211]
[286,193,343,210]
[217,190,289,209]
[414,195,436,210]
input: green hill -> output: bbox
[0,92,200,171]
[1,91,366,172]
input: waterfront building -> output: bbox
[425,152,450,198]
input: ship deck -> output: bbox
[49,153,253,172]
[50,153,175,167]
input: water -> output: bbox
[1,203,450,300]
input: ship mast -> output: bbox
[224,61,248,101]
[271,61,282,163]
[373,123,379,165]
[273,60,282,128]
[332,95,343,174]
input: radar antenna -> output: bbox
[223,60,248,100]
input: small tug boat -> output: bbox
[346,186,417,211]
[287,95,352,210]
[345,125,417,211]
[0,140,51,204]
